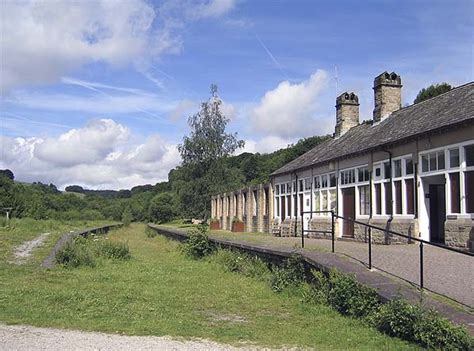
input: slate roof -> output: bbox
[271,82,474,176]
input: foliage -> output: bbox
[121,206,133,226]
[414,82,452,104]
[327,270,379,318]
[270,254,306,293]
[0,169,15,180]
[181,225,215,259]
[148,192,175,223]
[145,226,157,238]
[371,299,472,350]
[302,269,330,305]
[210,249,271,280]
[55,236,96,268]
[96,240,130,260]
[178,85,245,166]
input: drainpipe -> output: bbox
[294,172,298,237]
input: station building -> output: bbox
[211,71,474,250]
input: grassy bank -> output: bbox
[0,223,418,349]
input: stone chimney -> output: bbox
[373,71,402,122]
[335,92,359,137]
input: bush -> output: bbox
[302,270,330,305]
[181,225,215,259]
[55,236,95,268]
[211,249,270,280]
[372,299,472,350]
[96,240,131,260]
[270,254,305,293]
[328,270,379,319]
[121,207,132,226]
[148,192,175,223]
[145,227,157,238]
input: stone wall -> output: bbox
[444,218,474,250]
[354,218,416,244]
[309,217,336,239]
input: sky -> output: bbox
[1,0,472,190]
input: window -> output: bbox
[394,160,402,178]
[330,173,337,187]
[321,175,328,188]
[359,185,370,215]
[276,197,280,217]
[384,182,392,215]
[314,192,320,211]
[384,162,391,179]
[341,169,355,185]
[405,179,414,215]
[405,158,414,175]
[375,166,381,178]
[293,194,297,216]
[329,189,337,211]
[375,183,382,215]
[286,183,291,193]
[422,151,445,172]
[449,173,460,214]
[299,180,304,192]
[394,181,402,214]
[465,145,474,167]
[322,191,328,210]
[314,176,320,189]
[305,179,312,191]
[358,167,370,182]
[465,171,474,213]
[287,195,291,217]
[281,197,286,218]
[449,148,460,168]
[275,184,280,195]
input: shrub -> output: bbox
[270,254,305,293]
[181,225,215,259]
[372,299,473,350]
[211,249,270,280]
[145,227,157,238]
[302,269,330,305]
[97,240,131,260]
[121,207,132,226]
[55,237,95,268]
[328,270,379,318]
[414,309,473,350]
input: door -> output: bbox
[429,184,446,243]
[342,187,355,237]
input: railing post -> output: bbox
[368,227,372,270]
[301,215,305,249]
[419,242,424,289]
[331,211,335,253]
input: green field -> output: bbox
[0,222,417,349]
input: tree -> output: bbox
[414,83,452,104]
[174,85,245,219]
[0,169,14,180]
[178,85,244,166]
[65,185,84,193]
[121,206,132,226]
[148,192,175,223]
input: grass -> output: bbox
[0,218,113,265]
[0,222,418,349]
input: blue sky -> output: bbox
[1,0,472,189]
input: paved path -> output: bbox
[305,239,474,308]
[0,324,243,351]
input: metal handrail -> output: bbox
[301,210,473,291]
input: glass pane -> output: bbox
[384,182,392,215]
[405,179,414,214]
[375,184,382,215]
[395,181,402,214]
[449,148,459,168]
[329,189,336,211]
[449,173,460,213]
[465,171,474,213]
[375,167,381,177]
[405,158,413,175]
[322,191,328,210]
[437,151,445,170]
[314,192,320,211]
[384,162,391,179]
[394,160,402,177]
[275,184,279,195]
[314,176,320,188]
[429,153,437,171]
[422,155,428,172]
[329,173,335,187]
[321,175,328,188]
[465,145,474,167]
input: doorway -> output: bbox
[429,184,446,243]
[342,187,355,238]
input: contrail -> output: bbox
[255,34,289,80]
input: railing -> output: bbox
[301,210,473,291]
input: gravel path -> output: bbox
[11,233,50,264]
[0,324,244,351]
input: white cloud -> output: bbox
[0,119,180,189]
[240,136,294,155]
[1,0,238,94]
[251,70,331,138]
